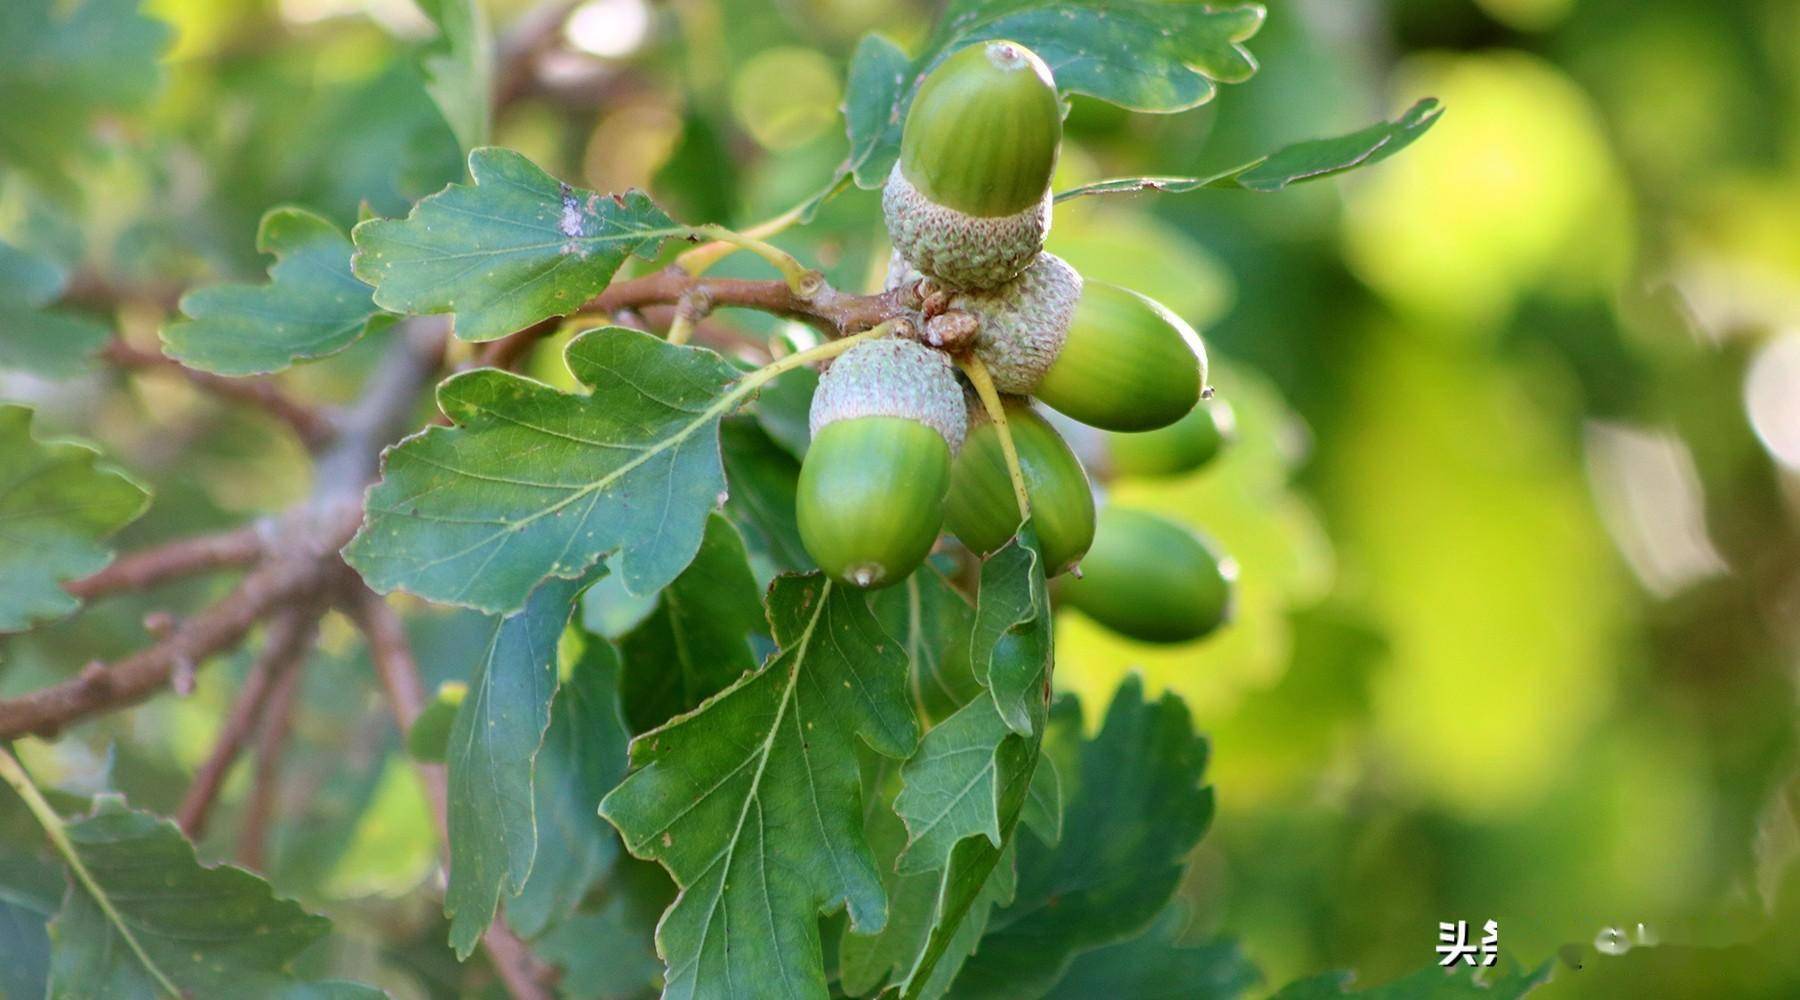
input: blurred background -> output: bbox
[3,0,1797,994]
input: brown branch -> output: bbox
[237,644,306,871]
[103,339,338,450]
[467,267,918,374]
[174,607,320,840]
[342,585,552,1000]
[0,508,356,740]
[65,525,268,602]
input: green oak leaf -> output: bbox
[534,857,672,999]
[417,0,493,154]
[969,533,1054,736]
[946,676,1216,999]
[865,528,1054,998]
[599,574,919,1000]
[843,1,1265,187]
[509,634,632,940]
[0,240,110,378]
[1043,904,1259,1000]
[346,326,745,615]
[0,898,51,1000]
[1272,961,1555,999]
[351,148,679,341]
[0,0,172,190]
[1056,98,1445,201]
[444,572,590,958]
[753,365,817,460]
[720,417,813,579]
[46,796,381,999]
[160,208,393,375]
[618,513,768,733]
[839,756,1020,1000]
[872,565,981,728]
[0,405,149,633]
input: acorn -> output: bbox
[883,40,1062,289]
[1057,506,1235,644]
[797,339,967,589]
[946,396,1094,575]
[948,259,1206,431]
[1106,397,1236,477]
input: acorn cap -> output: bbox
[809,338,968,453]
[950,252,1082,394]
[883,163,1051,290]
[1034,282,1207,432]
[900,41,1063,218]
[946,396,1095,575]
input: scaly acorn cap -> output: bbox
[808,338,967,453]
[883,40,1062,289]
[948,252,1083,394]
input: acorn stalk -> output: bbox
[946,396,1095,575]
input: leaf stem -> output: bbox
[957,355,1032,520]
[0,744,182,998]
[678,204,811,276]
[684,224,822,298]
[737,320,895,395]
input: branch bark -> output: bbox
[342,585,553,1000]
[0,323,448,740]
[103,339,339,450]
[470,266,919,375]
[65,525,268,602]
[174,608,321,840]
[237,646,306,871]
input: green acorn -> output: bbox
[1057,506,1234,644]
[1106,397,1235,477]
[946,396,1094,575]
[883,40,1062,289]
[949,261,1206,431]
[1036,281,1207,432]
[797,339,967,588]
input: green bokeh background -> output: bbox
[4,0,1797,994]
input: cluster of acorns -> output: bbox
[795,40,1236,644]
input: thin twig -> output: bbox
[103,339,338,450]
[341,585,552,1000]
[65,525,268,602]
[469,267,919,374]
[174,608,320,840]
[0,324,449,740]
[237,646,306,871]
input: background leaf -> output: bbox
[0,406,149,633]
[618,513,768,733]
[417,0,493,154]
[507,634,632,940]
[1055,99,1444,200]
[600,574,918,999]
[46,796,380,998]
[1042,904,1259,1000]
[947,677,1216,998]
[351,148,677,341]
[0,241,109,377]
[843,1,1266,187]
[346,327,743,614]
[0,0,171,189]
[161,208,392,375]
[444,573,589,958]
